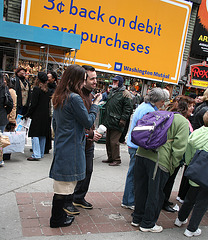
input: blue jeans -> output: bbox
[32,137,46,159]
[122,147,137,206]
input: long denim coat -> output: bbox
[49,93,98,182]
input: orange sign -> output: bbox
[21,0,192,84]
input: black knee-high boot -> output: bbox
[63,194,80,215]
[50,194,75,228]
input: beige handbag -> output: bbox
[0,135,11,148]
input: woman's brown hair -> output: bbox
[52,64,85,109]
[167,95,195,118]
[34,78,48,92]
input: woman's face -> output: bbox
[187,103,194,117]
[195,97,203,104]
[47,73,54,83]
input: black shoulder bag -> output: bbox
[184,149,208,190]
[4,86,13,114]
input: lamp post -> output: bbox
[16,39,21,68]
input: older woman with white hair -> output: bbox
[131,88,189,233]
[121,87,169,211]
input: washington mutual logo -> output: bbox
[114,62,122,71]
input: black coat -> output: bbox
[192,101,208,130]
[48,82,57,96]
[27,86,50,137]
[102,87,133,132]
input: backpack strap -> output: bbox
[152,139,174,180]
[152,149,159,180]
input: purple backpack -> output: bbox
[131,111,175,150]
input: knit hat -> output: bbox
[15,67,26,76]
[38,72,48,83]
[112,75,124,87]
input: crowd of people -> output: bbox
[121,88,208,237]
[0,64,208,237]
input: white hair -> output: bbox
[144,87,168,103]
[163,89,170,101]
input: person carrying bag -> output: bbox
[4,85,13,115]
[0,132,10,167]
[0,72,13,133]
[174,111,208,238]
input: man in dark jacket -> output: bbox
[63,65,102,215]
[47,71,57,96]
[192,89,208,130]
[102,75,133,166]
[14,67,31,115]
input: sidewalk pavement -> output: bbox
[0,142,208,240]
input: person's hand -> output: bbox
[119,119,126,128]
[10,122,16,131]
[93,130,102,141]
[21,115,28,120]
[93,93,102,105]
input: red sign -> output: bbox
[190,64,208,81]
[190,63,208,88]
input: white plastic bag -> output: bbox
[3,131,26,153]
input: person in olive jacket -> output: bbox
[102,75,133,166]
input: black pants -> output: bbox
[163,165,180,205]
[45,117,52,153]
[178,165,190,200]
[178,186,208,232]
[133,155,169,228]
[73,145,94,201]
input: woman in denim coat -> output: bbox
[49,64,101,228]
